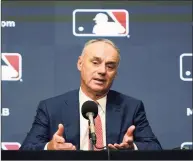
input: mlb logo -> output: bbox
[1,142,21,150]
[181,142,192,150]
[179,53,192,81]
[1,53,22,81]
[72,9,129,37]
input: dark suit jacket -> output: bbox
[20,89,162,150]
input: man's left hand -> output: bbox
[108,125,135,150]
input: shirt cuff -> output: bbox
[44,142,49,150]
[133,143,138,150]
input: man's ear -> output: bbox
[77,56,82,71]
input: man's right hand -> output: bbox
[47,124,76,150]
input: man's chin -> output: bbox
[89,86,108,95]
[91,84,104,89]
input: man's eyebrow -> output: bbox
[106,61,117,64]
[106,61,118,65]
[90,56,101,61]
[90,57,118,65]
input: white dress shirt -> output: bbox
[44,88,138,150]
[79,87,107,150]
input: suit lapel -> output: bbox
[62,90,80,149]
[106,91,124,144]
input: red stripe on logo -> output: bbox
[4,144,20,150]
[5,55,19,73]
[112,11,127,32]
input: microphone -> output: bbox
[81,101,98,145]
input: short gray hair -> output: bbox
[81,39,121,62]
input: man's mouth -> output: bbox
[93,78,106,84]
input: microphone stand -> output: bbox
[89,135,94,150]
[88,121,95,150]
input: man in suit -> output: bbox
[20,39,162,150]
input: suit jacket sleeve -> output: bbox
[133,101,162,150]
[20,101,50,150]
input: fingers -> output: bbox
[122,125,135,143]
[54,124,65,143]
[55,124,64,136]
[48,123,77,150]
[108,143,128,150]
[126,125,135,136]
[108,126,136,151]
[114,143,129,149]
[57,143,76,150]
[108,142,134,150]
[108,144,118,150]
[119,142,129,147]
[48,139,76,150]
[54,135,65,143]
[123,135,133,144]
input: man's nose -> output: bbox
[97,64,106,75]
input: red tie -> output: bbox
[88,114,104,150]
[94,114,104,150]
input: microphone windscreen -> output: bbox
[81,101,98,120]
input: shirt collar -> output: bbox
[79,87,107,112]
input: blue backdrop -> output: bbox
[1,1,192,150]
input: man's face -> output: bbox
[77,41,119,95]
